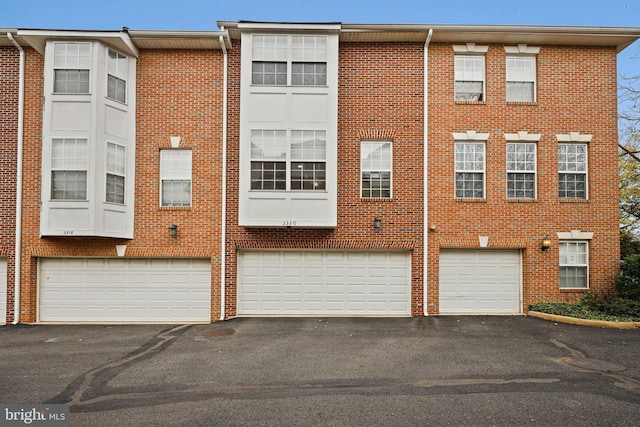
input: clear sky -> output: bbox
[2,0,639,77]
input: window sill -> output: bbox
[455,198,486,203]
[361,197,393,202]
[507,198,537,203]
[160,206,192,211]
[560,288,589,293]
[559,199,589,204]
[506,101,537,106]
[454,100,486,105]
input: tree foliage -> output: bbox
[619,70,640,255]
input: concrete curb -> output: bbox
[528,311,640,329]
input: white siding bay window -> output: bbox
[239,24,339,228]
[41,39,137,238]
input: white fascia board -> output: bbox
[16,29,138,56]
[237,22,341,33]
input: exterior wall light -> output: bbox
[168,224,178,237]
[541,236,551,251]
[373,217,382,229]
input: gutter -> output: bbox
[423,29,433,317]
[219,35,228,321]
[7,33,24,325]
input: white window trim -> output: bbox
[505,55,537,102]
[360,140,393,199]
[52,41,92,95]
[559,240,590,290]
[160,149,193,207]
[506,141,537,200]
[558,140,589,201]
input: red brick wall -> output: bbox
[427,43,620,313]
[19,48,224,322]
[0,47,19,323]
[224,41,426,317]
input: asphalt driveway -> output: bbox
[1,316,639,426]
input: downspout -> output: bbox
[219,34,228,321]
[8,33,24,325]
[423,29,433,317]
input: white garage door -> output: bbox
[0,258,6,325]
[439,249,521,314]
[39,258,211,323]
[238,250,411,316]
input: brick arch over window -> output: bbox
[357,129,396,140]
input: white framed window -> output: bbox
[506,56,536,102]
[252,35,327,86]
[53,42,91,94]
[559,241,589,289]
[51,138,88,200]
[455,142,485,199]
[106,142,125,204]
[506,142,536,199]
[107,49,127,103]
[558,143,587,199]
[160,149,192,207]
[361,140,392,198]
[454,55,485,101]
[250,129,326,191]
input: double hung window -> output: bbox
[455,142,485,199]
[251,130,326,191]
[160,150,192,207]
[361,141,392,198]
[506,143,536,199]
[559,241,589,289]
[558,144,587,199]
[107,49,127,103]
[53,42,91,94]
[106,143,125,204]
[51,138,88,200]
[252,35,327,86]
[506,56,536,102]
[454,55,485,101]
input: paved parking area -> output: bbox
[1,316,639,426]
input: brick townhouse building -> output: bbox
[1,22,638,323]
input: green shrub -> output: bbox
[615,254,640,300]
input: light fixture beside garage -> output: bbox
[168,224,178,237]
[373,217,382,229]
[541,236,551,251]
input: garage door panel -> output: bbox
[238,251,411,316]
[40,258,211,322]
[440,249,521,314]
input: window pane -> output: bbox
[507,173,535,199]
[455,172,484,198]
[161,180,191,206]
[252,61,287,85]
[559,173,586,199]
[251,130,287,160]
[292,36,327,61]
[54,70,90,94]
[291,130,326,160]
[106,174,125,204]
[107,75,126,103]
[292,62,327,86]
[290,162,325,190]
[251,161,287,190]
[506,82,534,102]
[51,171,87,200]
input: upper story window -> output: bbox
[51,138,88,200]
[106,142,125,204]
[506,57,536,102]
[53,42,91,94]
[453,44,488,102]
[361,140,392,198]
[160,149,192,207]
[107,49,127,103]
[559,241,589,289]
[455,142,485,199]
[558,143,587,199]
[505,45,539,103]
[251,129,326,191]
[252,35,327,86]
[506,142,536,199]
